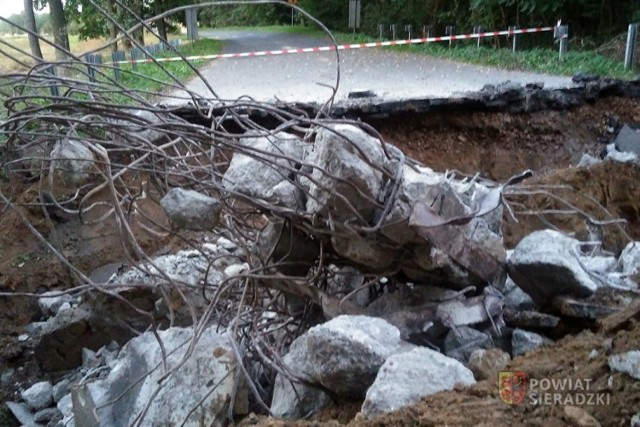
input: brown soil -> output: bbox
[2,96,640,425]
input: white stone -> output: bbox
[223,132,307,203]
[52,379,72,403]
[606,150,639,163]
[618,242,640,276]
[5,402,36,426]
[50,139,96,186]
[77,327,246,427]
[512,329,552,357]
[270,315,416,418]
[361,347,475,418]
[508,230,598,306]
[21,380,53,410]
[223,263,249,279]
[468,348,511,381]
[39,290,74,318]
[301,124,385,222]
[161,188,222,231]
[577,153,602,168]
[608,351,640,380]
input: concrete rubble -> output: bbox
[467,348,511,381]
[160,187,222,231]
[9,119,640,426]
[361,347,475,418]
[223,131,307,209]
[49,139,96,186]
[67,326,247,427]
[608,351,640,380]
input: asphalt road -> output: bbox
[166,29,573,105]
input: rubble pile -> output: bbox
[3,119,640,427]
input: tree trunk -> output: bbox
[155,0,168,41]
[106,0,118,53]
[23,0,43,63]
[48,0,70,61]
[133,0,144,45]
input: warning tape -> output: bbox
[108,26,555,65]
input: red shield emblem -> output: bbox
[499,371,527,405]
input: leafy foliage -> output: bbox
[197,3,291,28]
[297,0,640,42]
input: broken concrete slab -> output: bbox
[503,308,560,330]
[608,350,640,380]
[444,326,492,363]
[512,328,552,357]
[508,230,598,306]
[614,124,640,156]
[468,348,511,381]
[223,131,307,205]
[361,347,475,418]
[301,124,386,222]
[74,327,247,427]
[34,305,134,372]
[379,165,445,245]
[435,289,503,330]
[160,188,222,231]
[331,231,397,270]
[553,295,620,320]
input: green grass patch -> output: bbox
[411,44,638,79]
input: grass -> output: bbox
[117,38,222,98]
[218,25,638,79]
[0,31,183,74]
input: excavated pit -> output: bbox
[1,94,640,425]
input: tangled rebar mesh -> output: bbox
[0,2,635,424]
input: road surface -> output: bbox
[167,29,572,105]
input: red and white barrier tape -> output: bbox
[108,26,555,65]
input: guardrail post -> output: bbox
[85,54,102,83]
[46,66,59,97]
[509,25,519,52]
[111,51,124,81]
[446,25,455,48]
[378,24,384,40]
[625,23,638,69]
[390,24,397,40]
[554,25,569,60]
[405,25,412,40]
[422,25,431,38]
[473,26,482,48]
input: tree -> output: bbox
[24,0,44,62]
[36,0,70,62]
